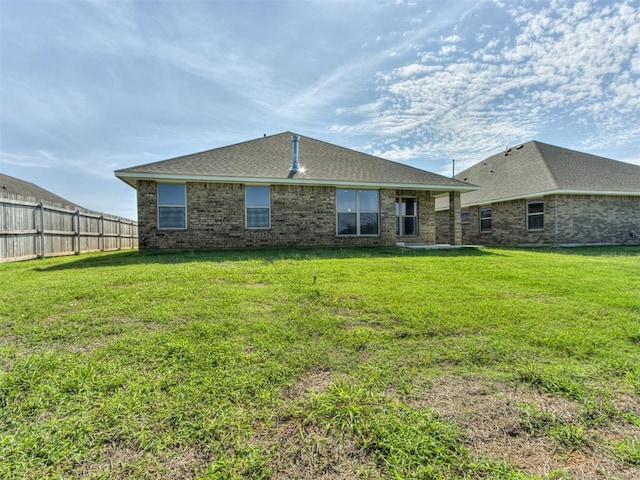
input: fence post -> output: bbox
[100,215,104,251]
[39,202,45,258]
[75,210,80,254]
[117,218,122,250]
[31,204,37,259]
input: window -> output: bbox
[527,200,544,230]
[158,183,186,229]
[480,207,492,232]
[461,210,470,224]
[396,197,418,235]
[246,186,270,229]
[337,189,379,236]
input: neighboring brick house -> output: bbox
[115,132,476,250]
[436,141,640,246]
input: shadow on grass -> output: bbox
[32,245,497,271]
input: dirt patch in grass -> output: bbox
[77,442,208,480]
[62,318,165,354]
[407,375,640,480]
[612,389,640,418]
[268,422,381,480]
[282,369,347,400]
[262,369,381,479]
[65,340,109,354]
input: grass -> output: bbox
[1,245,639,479]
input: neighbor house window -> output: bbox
[157,183,186,229]
[337,189,379,235]
[461,210,470,224]
[246,186,270,229]
[396,197,418,235]
[480,207,492,232]
[527,200,544,230]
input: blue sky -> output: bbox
[1,0,639,220]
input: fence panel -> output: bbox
[79,213,102,253]
[1,192,138,263]
[0,197,40,261]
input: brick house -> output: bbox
[436,141,640,246]
[115,132,477,250]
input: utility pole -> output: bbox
[452,159,455,178]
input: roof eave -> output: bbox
[460,189,640,207]
[113,171,479,192]
[114,173,138,188]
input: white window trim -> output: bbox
[527,199,544,231]
[336,189,380,236]
[157,183,187,230]
[245,185,271,229]
[396,196,418,236]
[480,207,492,233]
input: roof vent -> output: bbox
[290,134,300,172]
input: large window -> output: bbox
[158,183,186,229]
[527,200,544,230]
[480,207,492,232]
[246,186,271,229]
[396,197,418,235]
[337,189,379,236]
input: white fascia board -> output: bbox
[460,189,640,207]
[114,172,479,192]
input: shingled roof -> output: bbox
[453,141,640,206]
[115,132,476,193]
[0,172,81,208]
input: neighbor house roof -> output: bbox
[447,141,640,207]
[0,172,81,208]
[115,132,476,193]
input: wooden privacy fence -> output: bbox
[1,193,138,263]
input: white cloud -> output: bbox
[85,0,137,31]
[0,151,60,169]
[440,45,458,55]
[1,78,100,130]
[441,34,462,43]
[333,0,640,164]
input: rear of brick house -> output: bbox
[436,141,640,246]
[115,132,477,250]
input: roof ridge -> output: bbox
[529,141,561,191]
[0,172,82,208]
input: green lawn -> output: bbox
[1,246,639,479]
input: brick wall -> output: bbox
[462,196,557,245]
[434,193,462,245]
[137,181,440,250]
[555,195,640,245]
[435,210,450,244]
[435,194,640,246]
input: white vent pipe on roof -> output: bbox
[291,134,300,172]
